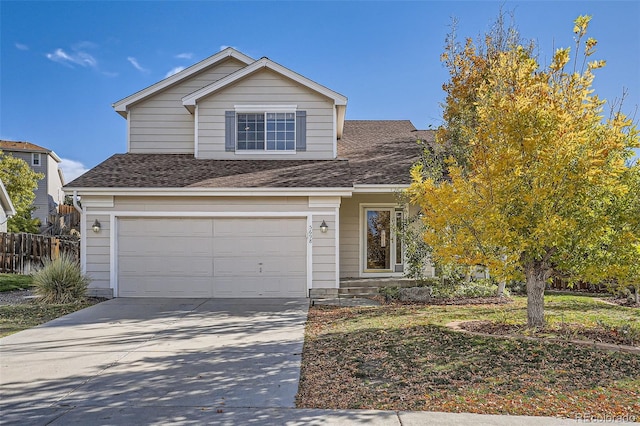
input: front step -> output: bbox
[338,286,380,298]
[310,278,419,300]
[340,278,417,288]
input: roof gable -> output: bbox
[182,57,348,112]
[181,56,347,138]
[112,48,255,117]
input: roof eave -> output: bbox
[63,186,355,197]
[352,184,409,194]
[112,48,255,115]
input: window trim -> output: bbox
[32,153,41,166]
[234,105,297,153]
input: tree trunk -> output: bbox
[497,280,506,297]
[634,285,640,305]
[524,259,553,328]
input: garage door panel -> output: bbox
[118,217,307,298]
[119,276,212,298]
[214,257,259,277]
[123,236,213,254]
[213,238,262,257]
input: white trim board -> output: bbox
[64,188,354,197]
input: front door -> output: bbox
[365,209,391,271]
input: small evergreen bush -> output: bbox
[452,279,505,298]
[379,286,400,302]
[32,253,90,304]
[507,280,527,295]
[430,279,506,299]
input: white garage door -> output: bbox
[117,217,307,298]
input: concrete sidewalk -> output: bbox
[0,406,589,425]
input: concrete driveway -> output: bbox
[0,298,309,425]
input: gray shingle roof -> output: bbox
[66,121,434,189]
[339,120,434,185]
[67,156,353,188]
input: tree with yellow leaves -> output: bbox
[409,15,640,327]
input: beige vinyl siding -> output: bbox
[339,194,400,278]
[128,58,246,153]
[197,69,336,159]
[113,196,310,211]
[85,214,111,291]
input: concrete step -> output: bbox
[340,278,417,288]
[338,286,380,297]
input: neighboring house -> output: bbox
[0,179,16,233]
[64,48,435,299]
[0,140,65,228]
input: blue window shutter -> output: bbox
[225,111,236,152]
[296,110,306,151]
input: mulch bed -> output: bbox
[0,289,106,306]
[0,289,35,305]
[603,297,640,308]
[460,320,639,347]
[374,295,513,306]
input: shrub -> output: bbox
[507,280,527,295]
[379,286,400,302]
[454,279,505,298]
[32,253,90,304]
[431,279,507,299]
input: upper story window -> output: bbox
[237,112,295,151]
[32,153,41,166]
[225,106,306,153]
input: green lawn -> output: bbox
[0,273,33,292]
[297,295,640,419]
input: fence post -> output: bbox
[52,238,60,260]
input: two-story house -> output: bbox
[0,141,65,229]
[65,48,434,299]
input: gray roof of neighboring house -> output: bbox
[65,120,434,189]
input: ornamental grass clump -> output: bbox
[33,253,90,304]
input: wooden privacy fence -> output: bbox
[45,204,81,236]
[0,233,80,274]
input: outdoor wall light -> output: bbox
[92,219,101,233]
[320,220,328,233]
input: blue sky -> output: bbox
[1,1,638,181]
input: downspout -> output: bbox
[0,213,13,225]
[72,190,86,274]
[72,191,82,214]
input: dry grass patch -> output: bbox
[297,297,640,418]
